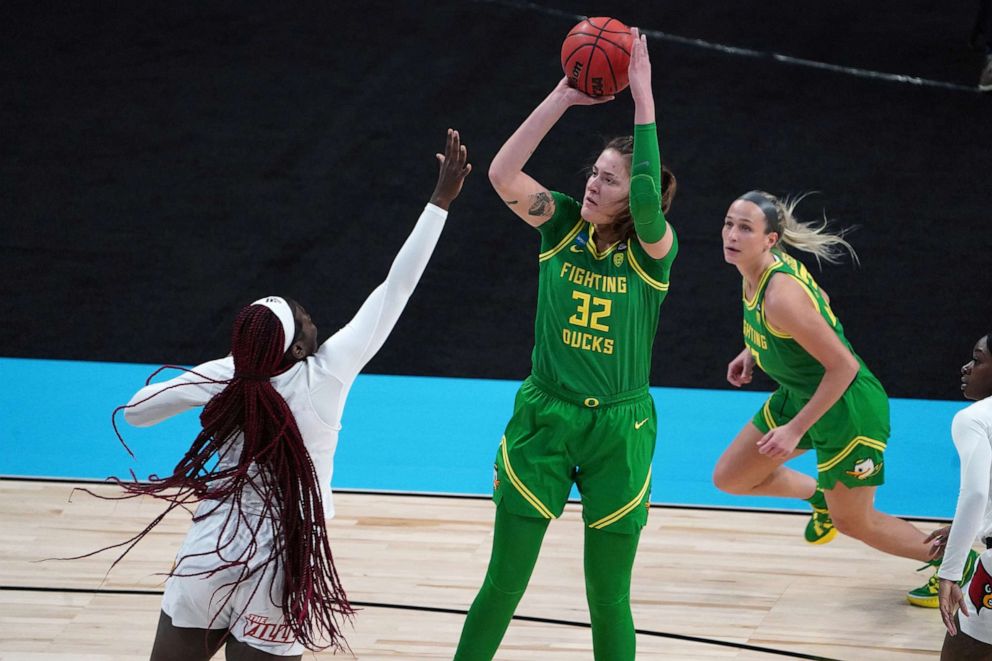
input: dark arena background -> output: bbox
[4,2,992,658]
[3,0,991,399]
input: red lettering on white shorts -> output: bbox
[242,613,295,643]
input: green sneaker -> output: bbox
[906,548,980,608]
[804,505,837,545]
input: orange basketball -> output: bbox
[560,17,633,97]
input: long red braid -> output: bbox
[79,303,354,651]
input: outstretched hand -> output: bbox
[628,27,652,103]
[553,77,615,107]
[430,128,472,210]
[628,27,655,123]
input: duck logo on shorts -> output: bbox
[493,463,500,492]
[845,457,882,480]
[969,560,992,613]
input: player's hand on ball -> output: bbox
[431,128,472,210]
[554,77,615,106]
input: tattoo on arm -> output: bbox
[503,199,518,206]
[528,192,552,217]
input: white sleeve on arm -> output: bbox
[123,357,234,427]
[938,406,992,581]
[313,203,447,382]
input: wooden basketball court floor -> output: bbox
[0,478,949,660]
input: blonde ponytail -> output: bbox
[757,191,859,266]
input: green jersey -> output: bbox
[530,191,678,397]
[742,250,872,397]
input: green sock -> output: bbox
[804,487,827,510]
[453,507,549,661]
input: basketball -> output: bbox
[560,17,633,97]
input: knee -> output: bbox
[485,568,528,597]
[712,461,751,495]
[585,579,631,629]
[585,580,630,611]
[829,510,870,539]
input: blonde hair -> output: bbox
[756,191,859,266]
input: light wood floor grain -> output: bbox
[0,480,949,660]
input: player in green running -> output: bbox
[453,29,674,660]
[712,190,977,607]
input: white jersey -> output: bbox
[938,396,992,583]
[124,202,448,520]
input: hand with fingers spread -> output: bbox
[430,128,472,210]
[939,577,969,635]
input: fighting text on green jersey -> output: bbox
[742,250,872,397]
[530,192,678,396]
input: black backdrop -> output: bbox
[3,0,990,399]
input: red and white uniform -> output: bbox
[124,203,448,654]
[938,396,992,645]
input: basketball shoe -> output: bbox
[804,504,837,545]
[906,548,980,608]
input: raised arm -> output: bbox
[627,27,675,260]
[489,79,612,228]
[755,276,860,458]
[313,129,471,382]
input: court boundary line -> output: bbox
[473,0,980,94]
[0,475,952,523]
[0,584,836,660]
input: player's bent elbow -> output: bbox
[842,355,860,383]
[488,165,511,192]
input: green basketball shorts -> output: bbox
[751,374,890,490]
[493,374,656,534]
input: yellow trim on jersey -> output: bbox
[817,436,888,472]
[743,260,784,310]
[538,219,584,263]
[500,436,555,519]
[762,400,778,430]
[588,466,652,529]
[587,223,619,260]
[760,273,830,339]
[627,248,669,292]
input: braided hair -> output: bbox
[85,302,353,651]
